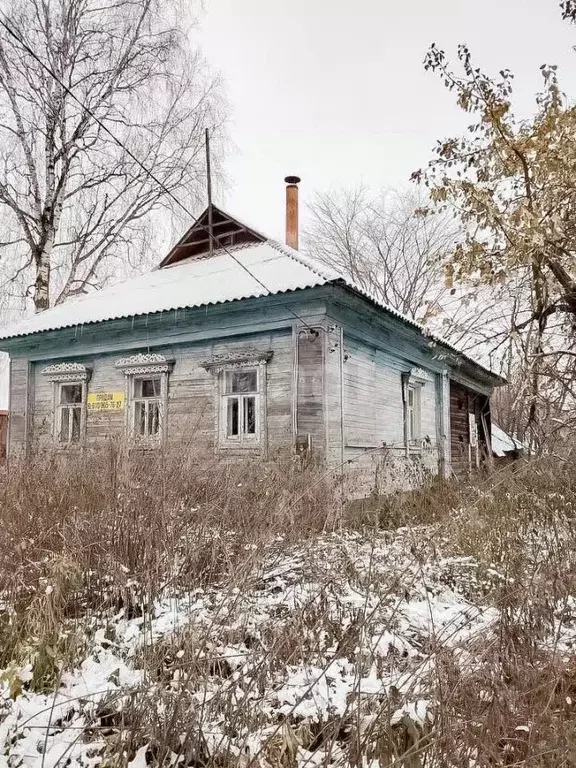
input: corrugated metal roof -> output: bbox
[0,241,339,340]
[0,231,502,382]
[492,423,525,457]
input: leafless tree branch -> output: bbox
[0,0,228,313]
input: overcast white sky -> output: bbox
[198,0,576,242]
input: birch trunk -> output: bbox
[34,249,51,313]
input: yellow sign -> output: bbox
[87,392,125,412]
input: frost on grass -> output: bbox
[0,527,500,767]
[2,516,576,767]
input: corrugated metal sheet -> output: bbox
[0,236,502,382]
[0,241,338,341]
[492,423,524,457]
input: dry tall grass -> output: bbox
[1,448,576,767]
[0,446,336,685]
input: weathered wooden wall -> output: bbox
[3,284,497,498]
[320,285,498,496]
[29,329,294,455]
[337,334,440,497]
[4,291,330,458]
[341,336,441,447]
[449,380,491,476]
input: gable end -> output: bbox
[160,205,266,267]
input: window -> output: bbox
[115,354,174,442]
[133,377,162,438]
[402,368,429,452]
[407,385,421,442]
[223,369,258,440]
[58,383,84,444]
[42,363,91,446]
[201,351,273,453]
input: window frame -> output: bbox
[41,362,91,447]
[56,382,85,445]
[129,374,165,440]
[406,383,422,443]
[202,351,273,454]
[401,368,430,455]
[221,367,261,445]
[115,354,174,443]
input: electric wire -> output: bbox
[0,14,323,335]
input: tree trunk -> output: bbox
[0,0,226,319]
[34,249,51,312]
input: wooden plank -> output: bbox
[296,328,325,456]
[324,321,344,465]
[8,358,31,456]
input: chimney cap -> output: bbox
[284,175,301,185]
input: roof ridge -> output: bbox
[265,239,343,282]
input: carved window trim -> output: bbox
[41,363,91,446]
[115,354,174,442]
[201,350,273,374]
[406,383,422,443]
[409,367,433,386]
[42,362,92,384]
[202,351,272,454]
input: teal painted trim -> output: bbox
[3,289,331,360]
[342,324,447,375]
[29,331,293,372]
[327,293,449,375]
[342,331,436,375]
[326,285,499,392]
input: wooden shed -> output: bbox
[449,381,492,476]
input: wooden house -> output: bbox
[0,179,503,496]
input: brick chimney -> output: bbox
[284,176,300,250]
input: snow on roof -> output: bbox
[0,240,339,341]
[0,206,502,383]
[492,423,524,457]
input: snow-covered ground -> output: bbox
[1,524,575,767]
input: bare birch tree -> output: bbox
[0,0,227,313]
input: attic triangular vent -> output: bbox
[160,204,266,268]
